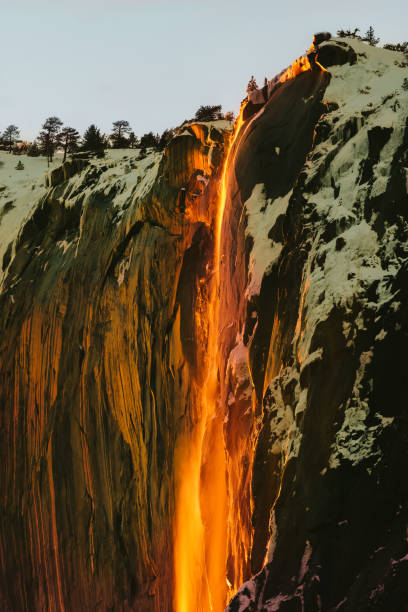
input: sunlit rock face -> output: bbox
[0,123,231,611]
[226,38,408,611]
[1,35,408,612]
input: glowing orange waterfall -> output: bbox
[173,54,316,612]
[173,111,244,612]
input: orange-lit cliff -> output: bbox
[1,34,408,612]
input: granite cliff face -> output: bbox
[0,121,232,610]
[0,36,407,612]
[225,38,408,611]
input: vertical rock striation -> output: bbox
[0,122,231,611]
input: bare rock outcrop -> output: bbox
[226,37,408,612]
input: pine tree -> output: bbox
[246,76,258,93]
[82,124,105,154]
[194,105,223,121]
[140,131,160,149]
[2,125,20,153]
[38,116,63,165]
[158,129,175,150]
[128,131,139,149]
[363,26,380,46]
[58,127,80,162]
[111,120,131,148]
[15,160,24,170]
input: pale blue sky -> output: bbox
[1,0,406,140]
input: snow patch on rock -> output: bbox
[0,152,55,286]
[245,184,292,297]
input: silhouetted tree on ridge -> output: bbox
[158,129,175,150]
[58,127,80,162]
[246,76,258,93]
[337,28,361,38]
[363,26,380,46]
[194,105,223,121]
[140,131,160,149]
[111,120,131,148]
[128,131,139,149]
[38,116,63,165]
[2,125,20,153]
[82,124,105,155]
[383,41,408,52]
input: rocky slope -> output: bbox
[0,36,407,612]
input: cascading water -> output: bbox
[173,111,245,612]
[173,52,316,612]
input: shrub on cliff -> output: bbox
[337,26,380,46]
[27,142,40,157]
[337,28,361,38]
[194,105,223,121]
[383,42,408,52]
[246,76,258,92]
[363,26,380,46]
[140,131,160,149]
